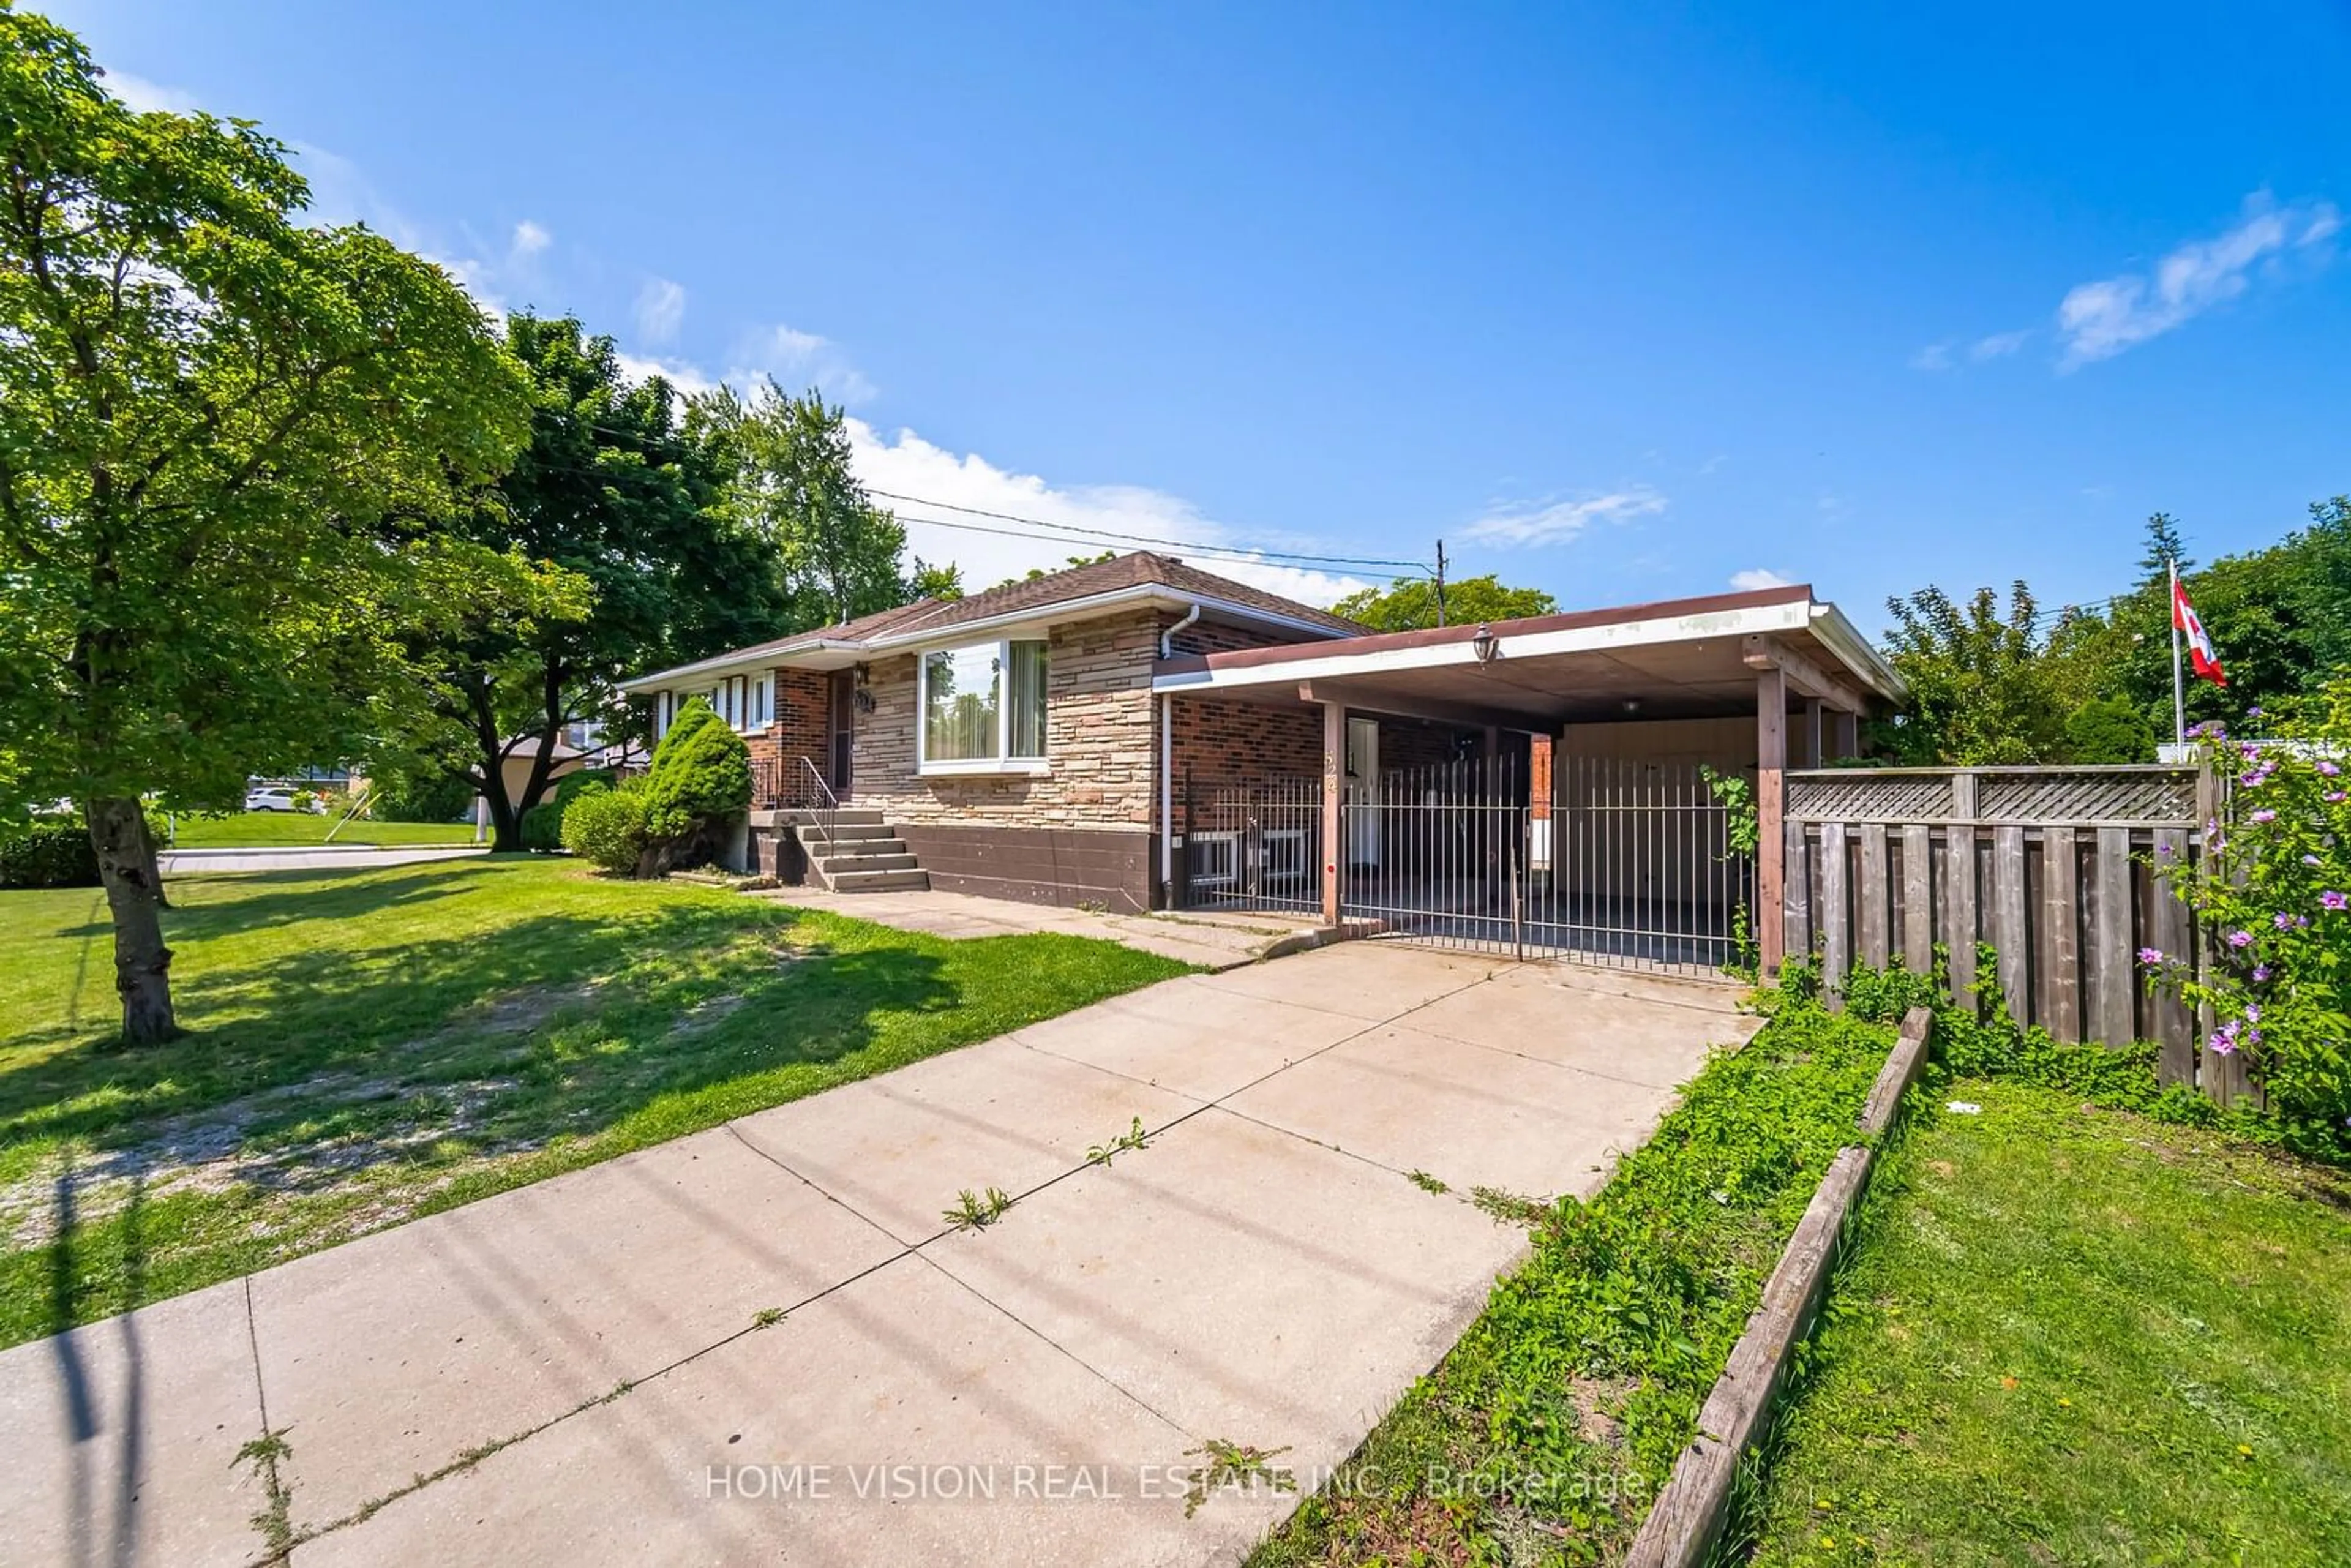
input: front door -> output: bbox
[1344,716,1381,867]
[827,670,855,795]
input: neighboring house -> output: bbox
[621,552,1904,979]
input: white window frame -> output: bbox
[917,637,1051,777]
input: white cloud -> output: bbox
[613,351,718,398]
[726,323,877,404]
[634,278,686,345]
[1459,488,1667,547]
[103,69,198,114]
[844,422,1371,605]
[1729,568,1793,591]
[1970,329,2029,361]
[2058,195,2340,367]
[510,220,552,258]
[1910,340,1954,372]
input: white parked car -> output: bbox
[244,787,299,813]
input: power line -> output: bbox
[888,508,1427,577]
[553,418,1429,574]
[868,488,1428,573]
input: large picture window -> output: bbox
[920,639,1049,772]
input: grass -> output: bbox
[0,857,1190,1348]
[1735,1077,2351,1568]
[1251,998,1899,1566]
[165,812,478,848]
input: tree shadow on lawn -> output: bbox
[1,892,961,1163]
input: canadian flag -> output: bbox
[2173,577,2227,686]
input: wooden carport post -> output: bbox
[1321,700,1345,926]
[1757,666,1788,975]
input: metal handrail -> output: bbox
[799,754,838,846]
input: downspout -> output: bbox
[1160,602,1201,658]
[1158,604,1199,907]
[1160,692,1174,906]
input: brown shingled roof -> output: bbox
[688,550,1365,668]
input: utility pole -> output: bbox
[1434,539,1448,628]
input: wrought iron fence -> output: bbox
[1177,751,1752,977]
[1179,773,1323,915]
[1341,755,1532,955]
[1537,752,1753,975]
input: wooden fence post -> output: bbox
[1757,667,1787,975]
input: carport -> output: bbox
[1153,583,1904,976]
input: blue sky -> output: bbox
[53,2,2351,627]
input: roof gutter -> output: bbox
[1806,602,1908,705]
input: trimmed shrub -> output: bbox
[558,782,646,872]
[370,768,475,823]
[520,768,622,854]
[636,699,750,872]
[1,820,99,889]
[519,801,565,853]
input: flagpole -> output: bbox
[2169,554,2186,747]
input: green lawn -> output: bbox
[1253,999,1897,1566]
[1739,1079,2351,1567]
[165,812,478,848]
[0,858,1190,1348]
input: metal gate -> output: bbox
[1177,751,1753,978]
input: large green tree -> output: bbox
[392,316,793,850]
[0,9,533,1041]
[700,380,941,626]
[1873,583,2088,764]
[1330,572,1558,631]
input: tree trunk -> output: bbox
[86,795,179,1044]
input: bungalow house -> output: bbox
[620,551,1903,977]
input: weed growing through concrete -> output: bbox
[1087,1117,1151,1166]
[752,1307,786,1329]
[1471,1185,1551,1226]
[943,1185,1014,1231]
[1406,1169,1450,1195]
[233,1427,296,1561]
[1182,1438,1297,1517]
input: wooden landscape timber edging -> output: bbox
[1621,1004,1933,1568]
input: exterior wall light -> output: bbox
[1471,625,1499,664]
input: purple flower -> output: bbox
[2253,964,2273,982]
[2137,947,2165,966]
[2325,891,2349,912]
[2322,761,2342,778]
[2330,792,2349,805]
[2246,1003,2262,1022]
[2305,854,2324,868]
[2251,809,2277,824]
[2210,1026,2238,1057]
[2158,842,2176,858]
[2246,1027,2263,1048]
[2275,912,2299,931]
[2227,929,2255,949]
[2248,705,2265,719]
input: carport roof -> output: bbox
[1152,583,1903,727]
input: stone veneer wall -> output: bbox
[846,608,1164,828]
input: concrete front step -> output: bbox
[816,851,919,874]
[776,808,887,827]
[830,868,930,893]
[798,822,898,843]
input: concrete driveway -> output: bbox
[0,942,1757,1568]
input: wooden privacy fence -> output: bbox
[1779,763,2251,1103]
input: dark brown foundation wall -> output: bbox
[893,824,1158,913]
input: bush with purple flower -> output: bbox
[2167,689,2351,1137]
